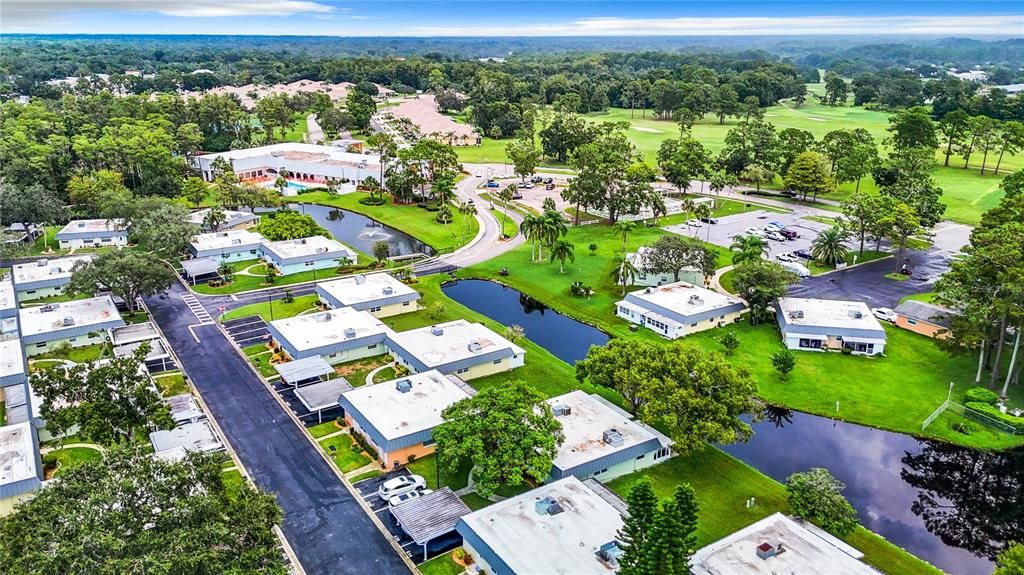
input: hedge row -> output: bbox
[964,401,1024,433]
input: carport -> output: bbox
[275,356,335,386]
[292,375,353,423]
[180,257,221,285]
[389,488,471,561]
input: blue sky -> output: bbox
[2,1,1022,36]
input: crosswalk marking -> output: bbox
[181,292,215,325]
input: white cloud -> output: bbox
[410,15,1024,36]
[2,0,334,25]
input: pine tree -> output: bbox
[641,498,690,575]
[618,479,658,575]
[674,483,700,561]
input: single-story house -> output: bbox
[18,296,125,356]
[3,223,43,244]
[340,370,474,468]
[11,255,94,300]
[0,340,28,389]
[315,272,421,318]
[55,219,129,250]
[149,420,223,462]
[616,281,745,339]
[188,208,261,231]
[0,422,43,516]
[187,229,267,262]
[547,391,673,482]
[626,246,703,287]
[266,307,391,365]
[775,298,887,356]
[456,476,627,575]
[0,277,15,320]
[165,394,204,425]
[385,320,525,380]
[691,512,875,575]
[260,236,356,276]
[893,300,958,339]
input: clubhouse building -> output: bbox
[193,143,381,186]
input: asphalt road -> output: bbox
[788,248,948,308]
[145,281,409,575]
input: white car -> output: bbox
[685,219,703,228]
[776,252,797,263]
[765,231,786,241]
[389,488,433,507]
[872,307,898,323]
[473,171,484,177]
[377,474,427,500]
[764,224,783,233]
[779,261,811,278]
[743,227,766,237]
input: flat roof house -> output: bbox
[616,281,745,339]
[315,273,421,318]
[149,420,223,462]
[775,298,887,356]
[188,229,267,262]
[18,296,125,356]
[11,255,94,300]
[0,421,43,516]
[260,235,356,276]
[339,370,474,467]
[267,307,390,365]
[0,277,15,320]
[456,476,626,575]
[188,208,261,231]
[894,300,958,339]
[0,340,28,389]
[55,219,129,250]
[690,512,875,575]
[547,391,672,482]
[626,246,703,287]
[386,320,525,381]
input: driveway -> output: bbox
[145,281,409,575]
[665,209,830,258]
[222,315,271,347]
[788,248,947,308]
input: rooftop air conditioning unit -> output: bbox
[316,312,332,322]
[77,222,86,228]
[62,317,75,327]
[789,310,804,319]
[218,232,229,237]
[688,295,703,305]
[430,325,444,336]
[603,428,625,447]
[644,288,652,294]
[552,403,571,417]
[598,541,625,567]
[299,238,307,244]
[343,327,357,338]
[756,541,785,560]
[851,311,864,319]
[354,274,366,285]
[231,239,241,245]
[534,496,564,516]
[395,379,412,393]
[36,259,48,267]
[467,340,482,352]
[40,303,58,312]
[382,286,394,295]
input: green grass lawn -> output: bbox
[318,433,371,473]
[349,469,382,483]
[418,552,465,575]
[899,292,938,304]
[243,343,271,356]
[685,322,1024,449]
[153,372,189,397]
[458,97,1019,225]
[283,112,309,143]
[371,365,397,383]
[42,446,103,479]
[490,208,518,238]
[221,469,245,499]
[0,402,5,426]
[122,311,150,324]
[407,453,472,491]
[19,290,92,306]
[719,268,738,293]
[608,446,941,575]
[247,352,279,378]
[307,420,343,439]
[220,294,319,322]
[807,250,890,275]
[459,493,492,511]
[193,261,342,295]
[33,343,108,364]
[293,191,480,253]
[333,356,392,388]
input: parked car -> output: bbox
[378,475,426,500]
[743,227,766,237]
[769,221,786,229]
[473,171,484,177]
[764,224,783,233]
[517,182,534,189]
[543,177,554,184]
[530,176,543,183]
[776,252,797,263]
[779,229,799,240]
[793,249,813,259]
[389,488,433,507]
[685,219,703,228]
[699,217,718,224]
[485,181,500,188]
[765,231,786,241]
[545,183,556,190]
[872,307,897,322]
[780,261,811,278]
[511,191,523,200]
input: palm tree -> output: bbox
[549,239,575,273]
[497,187,514,238]
[614,220,637,253]
[520,214,544,261]
[362,176,381,202]
[811,226,849,266]
[694,203,714,241]
[539,211,568,260]
[729,234,769,265]
[325,177,340,195]
[203,205,227,232]
[273,174,288,195]
[458,202,477,244]
[611,257,639,295]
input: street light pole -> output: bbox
[268,292,274,321]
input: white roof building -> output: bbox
[149,420,223,462]
[260,236,356,267]
[188,208,262,231]
[691,512,875,575]
[315,272,420,312]
[616,281,745,339]
[547,391,672,481]
[0,277,15,319]
[18,296,125,346]
[267,307,391,361]
[55,218,129,239]
[775,298,887,355]
[193,142,381,183]
[385,319,525,376]
[456,476,626,575]
[0,421,43,502]
[0,340,28,388]
[11,255,94,293]
[188,229,267,259]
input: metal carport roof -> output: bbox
[180,257,220,278]
[293,377,353,412]
[390,487,471,546]
[275,356,335,385]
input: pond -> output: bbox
[263,203,435,257]
[441,279,609,365]
[443,278,1021,575]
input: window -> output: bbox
[691,322,698,327]
[305,261,314,267]
[492,358,502,365]
[422,439,435,447]
[456,367,469,374]
[799,338,822,349]
[35,343,46,348]
[368,344,377,349]
[69,338,77,343]
[655,447,671,459]
[249,249,257,255]
[907,319,917,326]
[402,301,411,306]
[369,306,382,312]
[636,454,645,460]
[26,290,35,295]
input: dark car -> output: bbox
[543,177,554,184]
[699,217,718,224]
[780,229,799,240]
[545,183,556,190]
[530,176,543,183]
[794,249,813,259]
[511,191,523,199]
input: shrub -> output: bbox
[569,281,594,297]
[965,402,1024,433]
[948,421,976,435]
[416,202,441,212]
[964,387,999,405]
[840,347,853,355]
[358,197,386,206]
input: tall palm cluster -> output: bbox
[729,234,769,265]
[520,210,569,263]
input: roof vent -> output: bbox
[36,259,48,267]
[315,312,332,323]
[77,222,86,228]
[788,310,804,319]
[552,403,571,417]
[299,238,307,244]
[343,327,357,338]
[756,541,785,560]
[535,496,564,516]
[850,310,864,319]
[382,286,394,295]
[603,428,625,447]
[354,274,366,285]
[430,325,444,336]
[688,295,703,306]
[598,541,625,566]
[644,287,652,294]
[217,232,229,237]
[40,303,58,312]
[467,340,482,352]
[395,379,412,393]
[316,247,327,254]
[231,239,241,245]
[62,316,75,327]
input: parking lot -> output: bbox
[663,209,831,260]
[222,315,270,347]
